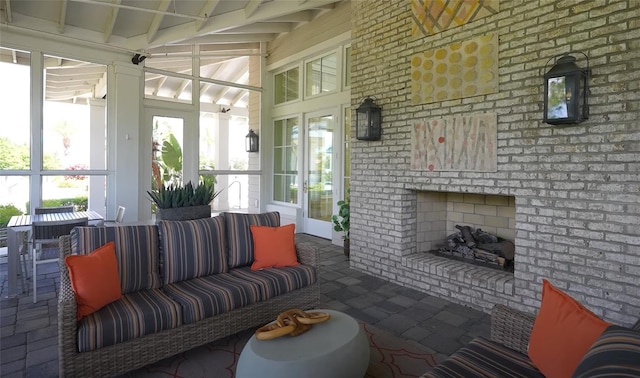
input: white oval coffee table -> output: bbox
[236,309,370,378]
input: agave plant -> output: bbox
[147,180,222,209]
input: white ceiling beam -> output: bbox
[4,0,12,23]
[152,76,168,96]
[103,0,121,43]
[127,0,340,50]
[264,12,313,23]
[210,22,292,34]
[58,0,68,34]
[194,0,221,32]
[173,79,191,99]
[244,0,264,18]
[230,89,248,107]
[147,0,172,43]
[69,0,206,21]
[213,69,247,103]
[174,33,275,45]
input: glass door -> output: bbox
[303,111,335,238]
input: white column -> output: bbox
[111,64,143,221]
[88,98,106,216]
[217,112,231,210]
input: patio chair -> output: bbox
[32,217,88,303]
[103,205,126,226]
[1,228,30,293]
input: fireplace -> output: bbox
[400,191,517,298]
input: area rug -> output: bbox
[123,322,439,378]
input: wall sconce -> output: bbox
[356,97,382,141]
[543,53,590,125]
[245,129,259,153]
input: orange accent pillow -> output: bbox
[528,279,610,378]
[250,224,300,270]
[65,242,123,320]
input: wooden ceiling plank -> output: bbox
[147,0,172,44]
[4,0,12,23]
[58,0,68,34]
[194,0,221,32]
[244,0,264,18]
[103,0,121,43]
[127,0,340,50]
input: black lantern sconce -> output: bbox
[245,129,259,153]
[543,52,590,125]
[356,97,382,141]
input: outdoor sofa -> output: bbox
[57,211,320,377]
[422,297,640,377]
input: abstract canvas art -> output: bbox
[411,0,500,37]
[411,113,497,172]
[411,33,498,104]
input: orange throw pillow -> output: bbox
[528,279,610,378]
[65,242,122,320]
[250,224,300,270]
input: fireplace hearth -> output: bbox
[432,224,514,272]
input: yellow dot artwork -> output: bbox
[411,33,497,104]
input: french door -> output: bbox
[302,110,336,238]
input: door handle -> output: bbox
[303,180,308,193]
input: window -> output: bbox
[274,67,299,105]
[0,48,30,171]
[343,107,351,199]
[344,46,351,88]
[306,53,337,96]
[199,111,254,211]
[0,49,109,215]
[273,117,299,204]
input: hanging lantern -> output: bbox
[245,129,259,152]
[356,97,382,141]
[543,53,590,125]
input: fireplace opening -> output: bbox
[416,191,516,273]
[431,224,515,272]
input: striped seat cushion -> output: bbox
[71,226,161,294]
[77,289,182,352]
[158,216,227,284]
[422,337,544,378]
[223,212,280,268]
[228,265,317,300]
[163,274,263,324]
[572,325,640,378]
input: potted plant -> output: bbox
[331,189,350,258]
[147,180,222,221]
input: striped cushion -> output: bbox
[422,337,544,378]
[71,226,161,294]
[158,217,227,284]
[572,325,640,378]
[228,266,317,300]
[163,274,262,324]
[77,289,182,352]
[223,212,280,268]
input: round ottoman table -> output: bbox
[236,309,370,378]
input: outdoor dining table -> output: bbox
[5,210,104,297]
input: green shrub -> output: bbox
[25,197,88,213]
[0,204,23,228]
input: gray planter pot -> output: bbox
[156,205,211,221]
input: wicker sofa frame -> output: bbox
[420,304,536,377]
[57,235,320,378]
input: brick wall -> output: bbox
[350,0,640,326]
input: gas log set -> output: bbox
[432,225,515,272]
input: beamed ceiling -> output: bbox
[0,0,344,107]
